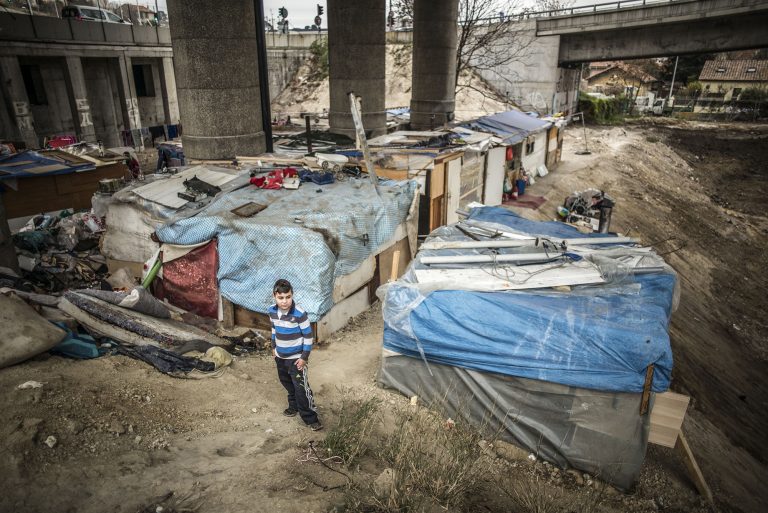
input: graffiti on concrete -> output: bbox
[126,98,140,127]
[12,101,34,131]
[527,91,549,111]
[75,98,94,128]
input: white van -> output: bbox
[62,5,130,24]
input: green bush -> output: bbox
[309,36,329,80]
[578,92,624,124]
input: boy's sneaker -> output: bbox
[283,408,298,417]
[309,421,323,431]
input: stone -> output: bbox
[65,418,85,435]
[44,435,57,448]
[108,420,126,435]
[493,440,530,462]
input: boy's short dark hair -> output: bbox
[273,279,293,295]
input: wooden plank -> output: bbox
[233,306,273,332]
[445,157,462,224]
[222,298,235,329]
[316,286,370,342]
[378,237,411,284]
[675,431,714,504]
[390,250,401,282]
[3,163,126,218]
[639,364,654,415]
[332,255,376,303]
[430,163,445,199]
[373,167,409,181]
[648,391,690,448]
[430,195,444,231]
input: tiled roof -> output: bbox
[586,62,659,84]
[699,60,768,82]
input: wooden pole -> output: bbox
[390,250,401,282]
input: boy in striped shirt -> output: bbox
[269,279,322,431]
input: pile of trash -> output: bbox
[3,204,269,379]
[11,210,108,292]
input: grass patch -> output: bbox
[322,394,381,466]
[345,404,494,512]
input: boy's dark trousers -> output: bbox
[275,357,318,425]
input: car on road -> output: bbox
[62,5,130,24]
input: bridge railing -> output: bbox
[467,0,685,24]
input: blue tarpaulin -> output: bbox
[0,150,94,180]
[382,207,676,393]
[464,110,552,145]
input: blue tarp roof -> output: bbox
[0,150,95,181]
[464,109,552,145]
[382,207,677,394]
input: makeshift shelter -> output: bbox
[0,150,126,218]
[465,110,559,196]
[155,177,418,340]
[365,129,503,234]
[98,161,419,341]
[378,206,678,489]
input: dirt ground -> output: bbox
[1,120,767,513]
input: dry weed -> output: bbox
[322,393,381,466]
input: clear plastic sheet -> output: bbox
[378,353,649,490]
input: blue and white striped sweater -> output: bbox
[269,302,313,360]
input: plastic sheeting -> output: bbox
[381,206,677,393]
[156,179,417,321]
[379,353,649,490]
[463,110,552,145]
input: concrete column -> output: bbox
[328,0,386,138]
[159,56,180,125]
[113,54,141,131]
[64,56,98,143]
[410,0,459,130]
[166,0,265,159]
[0,56,39,149]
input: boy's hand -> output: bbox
[295,358,306,371]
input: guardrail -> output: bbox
[0,10,170,45]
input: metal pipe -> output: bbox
[421,253,567,265]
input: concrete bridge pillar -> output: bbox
[410,0,459,130]
[64,56,98,143]
[327,0,386,138]
[0,56,40,149]
[167,0,266,159]
[159,57,180,126]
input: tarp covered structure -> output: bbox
[156,179,417,321]
[379,206,678,488]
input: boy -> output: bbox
[269,279,322,431]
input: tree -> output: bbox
[533,0,575,13]
[392,0,535,100]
